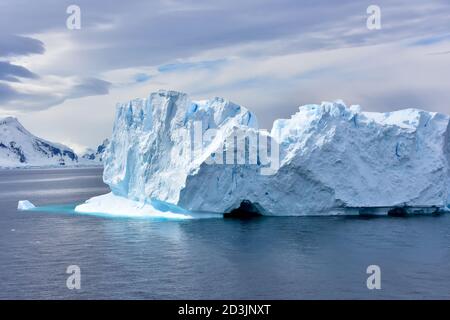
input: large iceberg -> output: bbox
[76,90,450,216]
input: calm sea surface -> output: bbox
[0,167,449,299]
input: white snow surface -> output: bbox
[77,90,450,216]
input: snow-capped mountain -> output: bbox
[82,139,109,162]
[0,116,79,168]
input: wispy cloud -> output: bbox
[0,31,111,111]
[0,61,38,82]
[1,75,111,112]
[0,35,45,57]
[157,59,226,73]
[410,34,450,46]
[134,73,152,83]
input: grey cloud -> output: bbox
[0,77,111,111]
[64,0,450,70]
[0,83,19,103]
[68,77,112,99]
[0,61,38,82]
[3,0,449,73]
[360,89,450,114]
[0,35,45,57]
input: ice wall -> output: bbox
[99,90,450,215]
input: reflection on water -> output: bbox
[1,168,450,299]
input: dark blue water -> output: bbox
[1,168,450,299]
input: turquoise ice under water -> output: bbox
[2,167,450,299]
[22,201,222,221]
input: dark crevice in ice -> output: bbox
[387,207,408,217]
[224,200,263,219]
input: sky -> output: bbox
[0,0,449,153]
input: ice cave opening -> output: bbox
[387,207,408,217]
[224,200,264,219]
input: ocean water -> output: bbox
[0,167,449,299]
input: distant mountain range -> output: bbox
[81,139,110,163]
[0,116,107,168]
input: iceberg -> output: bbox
[17,200,36,211]
[76,90,450,216]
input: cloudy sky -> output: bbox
[0,0,449,152]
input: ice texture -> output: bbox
[80,90,450,216]
[103,90,257,204]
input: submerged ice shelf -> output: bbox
[75,193,221,219]
[70,90,450,217]
[75,193,193,219]
[18,196,221,220]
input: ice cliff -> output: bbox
[76,90,450,216]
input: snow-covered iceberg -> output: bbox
[76,90,450,216]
